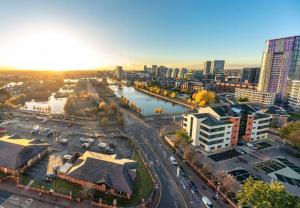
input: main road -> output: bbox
[118,106,229,208]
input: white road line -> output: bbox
[161,174,167,182]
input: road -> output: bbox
[120,108,229,208]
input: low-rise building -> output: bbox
[262,105,289,128]
[58,151,137,199]
[235,88,276,106]
[0,135,48,175]
[183,104,271,152]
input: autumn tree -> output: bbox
[100,117,109,126]
[170,92,177,98]
[99,101,106,111]
[154,107,164,115]
[193,90,215,107]
[109,102,117,112]
[215,170,240,194]
[176,129,192,144]
[237,178,300,208]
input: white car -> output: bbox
[98,142,108,148]
[87,138,94,143]
[170,156,178,166]
[202,196,213,208]
[59,139,68,144]
[82,142,90,148]
[246,142,258,150]
[80,137,87,143]
[63,154,72,160]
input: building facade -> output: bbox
[287,80,300,112]
[258,36,300,101]
[178,68,187,79]
[172,68,179,79]
[114,66,125,80]
[211,60,225,74]
[183,105,271,152]
[242,67,260,83]
[203,61,211,74]
[235,88,276,106]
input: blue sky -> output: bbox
[0,0,299,69]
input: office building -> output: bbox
[114,66,125,80]
[156,66,168,77]
[166,68,173,79]
[258,36,300,101]
[172,68,179,79]
[235,88,276,106]
[203,61,211,74]
[151,65,157,74]
[178,68,187,79]
[183,104,271,152]
[287,80,300,112]
[211,60,225,74]
[242,67,261,83]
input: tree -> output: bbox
[280,121,300,151]
[109,102,117,112]
[99,101,106,110]
[216,170,240,194]
[237,178,300,208]
[154,107,164,115]
[238,97,248,102]
[193,90,215,107]
[176,129,192,144]
[100,117,109,126]
[170,92,177,98]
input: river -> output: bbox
[109,85,188,116]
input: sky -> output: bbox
[0,0,299,70]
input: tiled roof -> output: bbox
[0,135,48,170]
[67,151,137,194]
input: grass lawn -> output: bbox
[288,113,300,120]
[93,150,154,206]
[50,178,83,198]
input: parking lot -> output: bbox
[1,114,134,184]
[206,135,300,197]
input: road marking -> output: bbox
[161,174,166,182]
[180,180,186,189]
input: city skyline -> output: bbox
[0,0,300,70]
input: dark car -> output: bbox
[179,167,186,177]
[189,181,198,192]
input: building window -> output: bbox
[210,147,215,150]
[217,145,222,148]
[225,144,229,147]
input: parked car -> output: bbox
[170,156,178,166]
[63,154,73,160]
[98,142,108,148]
[189,181,198,192]
[59,139,68,144]
[246,142,258,150]
[87,138,94,143]
[80,137,87,143]
[202,196,213,208]
[179,167,186,177]
[82,142,90,148]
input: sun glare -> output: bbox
[1,29,113,70]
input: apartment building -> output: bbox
[287,80,300,112]
[235,88,276,106]
[183,104,271,152]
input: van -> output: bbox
[202,196,213,208]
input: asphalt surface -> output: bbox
[120,108,229,208]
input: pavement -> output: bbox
[0,181,93,208]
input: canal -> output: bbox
[109,85,189,116]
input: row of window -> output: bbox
[200,125,225,133]
[199,138,224,145]
[199,131,224,139]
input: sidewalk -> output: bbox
[0,181,92,208]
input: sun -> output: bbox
[1,28,112,70]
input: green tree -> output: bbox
[238,97,248,102]
[176,129,192,144]
[280,121,300,151]
[100,117,109,126]
[237,178,300,208]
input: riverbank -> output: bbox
[134,87,197,110]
